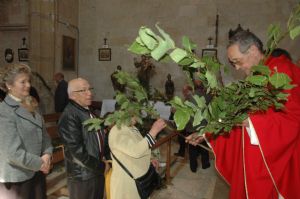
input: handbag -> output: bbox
[111,152,161,199]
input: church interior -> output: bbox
[1,0,300,198]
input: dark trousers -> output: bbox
[176,131,188,155]
[177,135,186,155]
[0,171,46,199]
[68,175,105,199]
[189,141,210,172]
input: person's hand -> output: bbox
[40,154,51,174]
[185,133,204,146]
[149,119,166,138]
[151,159,160,171]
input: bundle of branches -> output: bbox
[85,5,300,136]
[125,5,300,136]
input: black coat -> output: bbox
[58,100,106,181]
[54,80,68,112]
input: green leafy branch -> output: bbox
[126,4,299,136]
[83,71,159,130]
[266,5,300,57]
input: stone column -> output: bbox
[29,0,56,113]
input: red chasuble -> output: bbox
[208,55,300,199]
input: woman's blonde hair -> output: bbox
[0,63,31,91]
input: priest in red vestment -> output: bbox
[187,30,300,199]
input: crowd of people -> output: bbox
[0,29,300,199]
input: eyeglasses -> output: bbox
[72,87,94,93]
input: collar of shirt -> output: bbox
[8,93,22,102]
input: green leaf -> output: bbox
[128,41,151,55]
[172,96,184,106]
[150,24,175,61]
[127,80,140,88]
[282,84,295,90]
[182,36,197,52]
[139,27,158,50]
[83,118,103,132]
[169,48,188,63]
[249,88,256,98]
[251,65,271,76]
[115,93,127,104]
[159,54,172,63]
[276,92,289,100]
[184,100,197,110]
[193,95,206,108]
[178,57,194,66]
[121,101,129,109]
[215,97,226,110]
[135,90,147,102]
[190,61,205,68]
[274,102,285,109]
[193,110,203,127]
[135,37,145,46]
[174,109,190,130]
[205,70,218,88]
[246,75,268,86]
[269,73,292,89]
[290,25,300,40]
[104,114,115,126]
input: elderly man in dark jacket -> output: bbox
[58,78,107,199]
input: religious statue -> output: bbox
[134,55,155,93]
[165,74,175,100]
[111,65,125,93]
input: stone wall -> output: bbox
[0,0,79,113]
[1,0,300,111]
[0,0,28,67]
[78,0,300,101]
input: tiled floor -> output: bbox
[152,159,229,199]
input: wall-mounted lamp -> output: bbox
[5,48,14,63]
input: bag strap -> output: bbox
[111,151,135,179]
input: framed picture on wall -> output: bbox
[63,35,76,70]
[18,48,29,61]
[98,48,111,61]
[202,48,217,58]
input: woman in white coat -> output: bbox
[109,118,165,199]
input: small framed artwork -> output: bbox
[18,48,29,61]
[98,48,111,61]
[202,48,217,58]
[63,35,76,70]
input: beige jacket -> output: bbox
[109,125,151,199]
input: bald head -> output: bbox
[68,78,93,107]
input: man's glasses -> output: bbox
[72,87,94,93]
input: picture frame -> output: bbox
[63,35,76,71]
[98,48,111,61]
[201,48,217,58]
[18,48,29,61]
